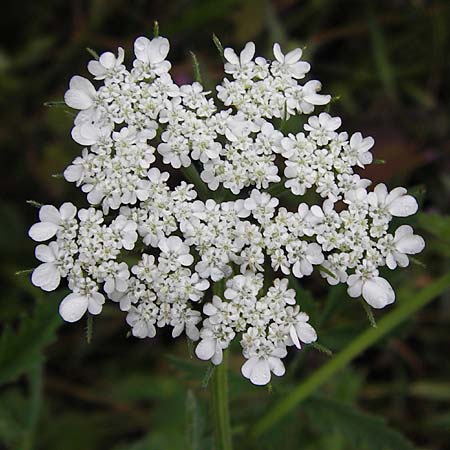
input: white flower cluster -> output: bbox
[29,35,425,385]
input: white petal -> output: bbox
[148,37,170,64]
[396,253,410,268]
[64,164,83,183]
[300,259,313,276]
[250,360,271,386]
[65,76,95,110]
[240,42,255,64]
[99,51,116,69]
[296,323,317,344]
[290,61,310,77]
[71,124,100,146]
[396,234,425,254]
[362,277,395,309]
[166,235,182,251]
[268,357,285,377]
[29,222,58,242]
[203,303,217,316]
[241,357,258,379]
[69,75,96,95]
[388,195,418,217]
[211,348,223,365]
[31,263,60,291]
[273,43,284,62]
[59,293,88,322]
[172,324,184,338]
[64,90,93,110]
[134,36,151,62]
[292,261,303,278]
[285,48,302,64]
[88,293,104,315]
[35,244,55,263]
[289,325,301,349]
[195,338,216,361]
[347,275,363,298]
[394,224,412,240]
[39,205,61,223]
[386,253,397,270]
[87,60,106,78]
[186,325,199,341]
[59,202,77,221]
[373,183,388,203]
[224,48,239,65]
[132,320,148,338]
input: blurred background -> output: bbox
[1,0,450,449]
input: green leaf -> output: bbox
[190,51,202,84]
[305,396,415,450]
[0,296,61,385]
[212,34,224,60]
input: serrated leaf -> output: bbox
[0,296,61,385]
[305,396,415,450]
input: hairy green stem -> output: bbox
[211,351,233,450]
[251,272,450,437]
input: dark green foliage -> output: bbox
[0,295,61,385]
[305,396,415,450]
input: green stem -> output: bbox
[251,272,450,437]
[211,351,233,450]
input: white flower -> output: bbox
[384,225,425,269]
[88,47,125,79]
[241,346,287,386]
[347,268,395,309]
[158,236,194,270]
[134,36,171,74]
[59,291,105,322]
[31,242,62,291]
[29,34,426,385]
[290,242,324,278]
[368,184,418,217]
[195,328,225,365]
[272,43,310,78]
[71,123,112,146]
[298,80,331,110]
[29,203,77,242]
[304,112,341,145]
[348,132,374,167]
[288,311,317,349]
[64,76,97,110]
[126,301,158,338]
[224,42,255,74]
[104,262,130,294]
[244,189,279,222]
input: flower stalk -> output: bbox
[211,350,233,450]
